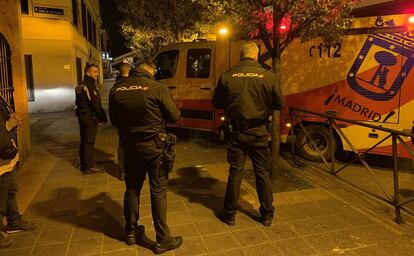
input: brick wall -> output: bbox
[0,0,31,161]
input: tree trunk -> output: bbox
[271,56,281,182]
[270,4,282,183]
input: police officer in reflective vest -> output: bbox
[75,64,107,174]
[213,42,284,226]
[109,60,182,254]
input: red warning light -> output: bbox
[409,15,414,24]
[278,17,290,34]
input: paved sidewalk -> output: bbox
[2,80,414,255]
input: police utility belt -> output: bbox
[229,119,267,131]
[155,132,177,176]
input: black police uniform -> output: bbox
[213,57,284,221]
[75,75,107,171]
[109,68,180,242]
[112,75,129,177]
[116,74,128,83]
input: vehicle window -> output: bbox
[154,50,179,80]
[186,49,211,78]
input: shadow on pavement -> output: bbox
[95,149,122,180]
[33,130,121,179]
[30,115,118,174]
[168,166,260,222]
[31,188,155,249]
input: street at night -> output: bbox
[0,80,412,255]
[2,0,414,255]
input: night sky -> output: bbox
[100,0,129,57]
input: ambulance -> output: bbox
[152,11,414,161]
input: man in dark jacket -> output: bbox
[0,96,36,249]
[213,42,284,227]
[114,62,131,180]
[75,64,107,174]
[109,60,182,254]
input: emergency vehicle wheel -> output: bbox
[295,125,336,162]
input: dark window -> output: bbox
[186,49,211,78]
[0,33,15,111]
[72,0,78,27]
[76,58,82,85]
[87,11,93,43]
[81,1,87,38]
[92,21,97,48]
[154,50,180,80]
[24,55,35,102]
[21,0,29,14]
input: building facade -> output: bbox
[21,0,103,112]
[0,0,31,160]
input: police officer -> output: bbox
[213,42,284,226]
[109,60,182,254]
[116,63,131,83]
[113,63,131,180]
[75,64,107,174]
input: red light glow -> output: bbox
[409,16,414,24]
[278,17,290,34]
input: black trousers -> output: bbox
[123,137,171,242]
[224,132,274,219]
[0,168,20,229]
[117,134,125,173]
[78,114,98,170]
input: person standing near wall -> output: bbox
[0,96,36,249]
[75,64,108,174]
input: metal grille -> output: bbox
[0,33,15,111]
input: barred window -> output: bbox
[0,33,15,111]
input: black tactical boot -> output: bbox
[218,212,235,226]
[153,236,183,254]
[261,216,273,226]
[126,225,145,245]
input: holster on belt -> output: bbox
[155,132,177,177]
[220,120,233,142]
[230,119,267,131]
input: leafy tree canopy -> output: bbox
[199,0,357,57]
[117,0,226,58]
